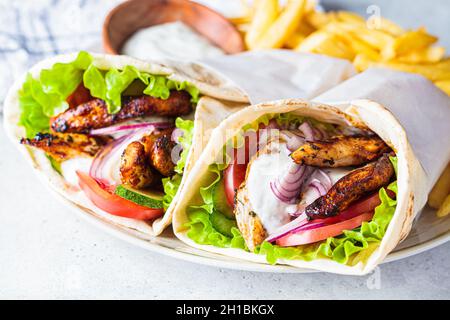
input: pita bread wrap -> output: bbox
[172,69,450,275]
[3,52,248,238]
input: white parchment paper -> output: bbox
[200,50,356,103]
[314,68,450,189]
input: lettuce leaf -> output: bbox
[174,118,194,174]
[83,67,200,113]
[161,173,182,210]
[18,51,199,136]
[18,52,92,138]
[184,164,246,249]
[241,112,335,133]
[161,118,195,210]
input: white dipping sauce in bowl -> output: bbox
[121,21,225,61]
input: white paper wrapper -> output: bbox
[314,67,450,192]
[199,50,356,103]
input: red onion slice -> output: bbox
[299,122,315,141]
[315,169,332,191]
[265,213,309,242]
[309,179,327,196]
[90,122,173,136]
[277,179,302,195]
[270,181,296,203]
[289,204,307,217]
[89,127,156,189]
[171,128,184,143]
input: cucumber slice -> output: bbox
[212,179,234,218]
[115,185,164,209]
[210,211,237,237]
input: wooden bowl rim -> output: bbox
[102,0,245,55]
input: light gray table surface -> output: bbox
[1,0,450,300]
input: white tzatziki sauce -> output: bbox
[300,167,353,207]
[61,157,93,186]
[121,21,225,61]
[246,141,294,234]
[246,139,355,234]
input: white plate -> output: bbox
[56,186,450,273]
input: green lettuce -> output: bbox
[241,112,336,134]
[18,51,93,138]
[184,164,246,249]
[185,165,246,249]
[83,66,200,114]
[18,51,199,137]
[161,118,195,210]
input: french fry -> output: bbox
[305,10,334,29]
[284,19,315,49]
[254,0,307,49]
[434,80,450,95]
[366,16,404,36]
[323,21,396,57]
[245,0,279,49]
[329,29,381,61]
[296,19,316,36]
[297,30,355,60]
[354,55,450,81]
[285,32,306,49]
[358,30,396,59]
[392,28,438,56]
[387,58,450,81]
[304,0,318,14]
[429,164,450,209]
[336,11,365,25]
[396,46,445,64]
[437,194,450,218]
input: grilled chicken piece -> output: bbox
[305,153,395,219]
[141,129,176,177]
[120,141,160,189]
[234,183,268,252]
[20,132,110,161]
[291,135,391,167]
[50,91,192,133]
[120,128,175,189]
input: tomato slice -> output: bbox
[76,171,163,220]
[276,212,374,246]
[224,135,252,207]
[275,191,392,246]
[224,162,247,207]
[66,83,92,109]
[308,192,382,226]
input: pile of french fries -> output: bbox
[233,0,450,96]
[232,0,450,217]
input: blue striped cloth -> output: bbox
[0,0,121,108]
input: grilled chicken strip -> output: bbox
[291,135,391,167]
[305,153,395,219]
[120,128,175,189]
[120,141,160,189]
[142,129,176,177]
[20,132,110,161]
[50,91,192,133]
[234,182,267,252]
